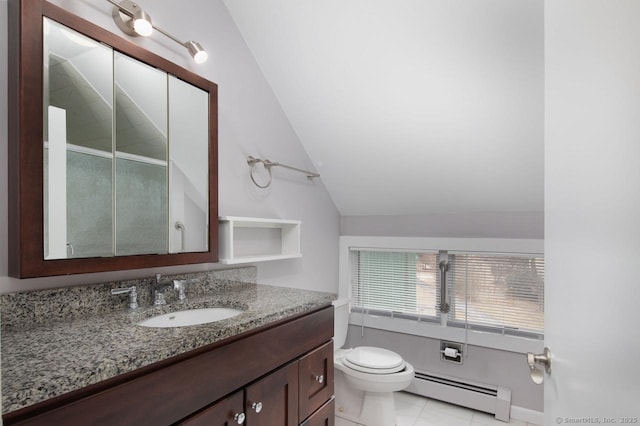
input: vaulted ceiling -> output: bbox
[224,0,544,216]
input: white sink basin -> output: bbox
[138,308,243,328]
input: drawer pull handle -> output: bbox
[315,374,324,384]
[252,402,263,413]
[233,412,246,424]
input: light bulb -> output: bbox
[132,9,153,36]
[194,50,208,64]
[186,41,208,64]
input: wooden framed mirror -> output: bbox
[8,0,218,278]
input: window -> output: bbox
[448,253,544,337]
[350,248,544,338]
[351,250,441,321]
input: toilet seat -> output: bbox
[342,346,406,374]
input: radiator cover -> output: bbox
[405,370,511,422]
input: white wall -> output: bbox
[224,0,544,220]
[0,0,340,294]
[341,212,543,239]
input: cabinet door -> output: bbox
[245,362,299,426]
[178,391,244,426]
[300,398,335,426]
[298,341,334,422]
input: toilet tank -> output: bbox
[332,298,350,349]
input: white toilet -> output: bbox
[333,298,415,426]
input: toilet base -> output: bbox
[334,369,398,426]
[361,391,397,426]
[335,391,397,426]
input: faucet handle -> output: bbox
[155,273,162,283]
[173,279,199,301]
[111,286,139,309]
[173,280,186,301]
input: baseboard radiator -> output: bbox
[405,370,512,422]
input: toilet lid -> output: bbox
[343,347,406,374]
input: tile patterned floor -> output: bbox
[335,391,541,426]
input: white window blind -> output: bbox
[351,250,441,320]
[448,253,544,336]
[351,248,544,338]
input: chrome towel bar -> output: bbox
[247,155,320,188]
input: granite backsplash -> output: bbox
[1,266,257,330]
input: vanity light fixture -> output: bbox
[130,7,153,36]
[185,40,208,65]
[108,0,208,63]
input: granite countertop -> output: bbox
[1,281,335,414]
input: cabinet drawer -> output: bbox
[298,341,334,422]
[300,397,335,426]
[177,391,244,426]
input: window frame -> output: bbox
[339,236,545,354]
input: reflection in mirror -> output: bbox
[43,18,114,260]
[169,76,209,253]
[42,19,210,260]
[114,53,168,255]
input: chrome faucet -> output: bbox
[111,286,139,309]
[153,274,174,306]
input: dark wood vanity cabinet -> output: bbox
[179,341,334,426]
[4,307,334,426]
[181,362,299,426]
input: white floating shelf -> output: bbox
[218,216,302,264]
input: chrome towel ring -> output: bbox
[247,156,320,188]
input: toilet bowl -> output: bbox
[333,299,414,426]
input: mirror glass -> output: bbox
[44,17,114,259]
[115,52,168,255]
[43,18,209,260]
[168,76,209,253]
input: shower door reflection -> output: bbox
[114,53,168,255]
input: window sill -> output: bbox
[349,312,544,354]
